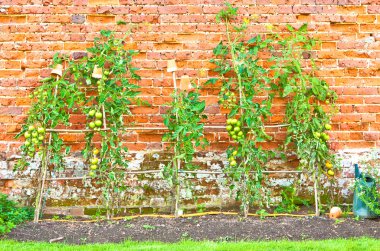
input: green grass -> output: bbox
[1,238,379,251]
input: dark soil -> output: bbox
[6,215,380,244]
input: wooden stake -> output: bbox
[172,70,181,217]
[102,104,107,130]
[313,168,320,216]
[33,82,58,222]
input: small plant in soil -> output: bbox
[142,224,156,230]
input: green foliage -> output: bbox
[79,30,142,219]
[162,84,208,215]
[16,30,143,219]
[0,193,33,235]
[15,55,84,170]
[210,3,337,216]
[211,3,276,217]
[273,23,338,176]
[274,186,310,214]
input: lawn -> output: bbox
[1,238,379,251]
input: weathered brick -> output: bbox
[87,14,115,23]
[71,14,86,24]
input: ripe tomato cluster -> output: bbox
[88,148,100,177]
[87,109,103,131]
[219,87,237,109]
[23,125,46,158]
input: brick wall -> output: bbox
[0,0,379,214]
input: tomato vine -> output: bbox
[208,3,337,217]
[16,30,143,219]
[162,81,208,216]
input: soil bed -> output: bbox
[6,215,380,244]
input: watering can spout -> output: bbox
[354,163,361,179]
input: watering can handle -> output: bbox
[354,163,361,179]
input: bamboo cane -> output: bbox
[172,70,181,217]
[33,81,58,222]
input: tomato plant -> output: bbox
[162,81,208,216]
[209,4,276,217]
[73,30,142,219]
[16,54,85,170]
[271,24,338,215]
[16,30,143,219]
[209,3,337,217]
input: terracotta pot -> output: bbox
[92,65,103,79]
[167,59,177,72]
[329,207,342,219]
[51,64,63,76]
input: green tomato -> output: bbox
[230,160,237,166]
[24,131,31,139]
[232,150,238,156]
[95,120,102,127]
[37,127,45,134]
[234,126,241,132]
[232,135,237,140]
[314,132,321,138]
[238,131,243,136]
[91,158,99,165]
[89,171,96,177]
[226,125,232,131]
[90,164,98,170]
[236,121,241,127]
[28,125,35,131]
[24,140,31,147]
[88,110,96,117]
[32,138,39,144]
[230,131,235,135]
[226,119,232,125]
[231,119,238,125]
[28,152,35,158]
[104,70,110,76]
[325,124,332,130]
[321,133,330,141]
[32,131,38,138]
[89,122,96,129]
[95,112,103,119]
[38,135,44,141]
[93,148,99,155]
